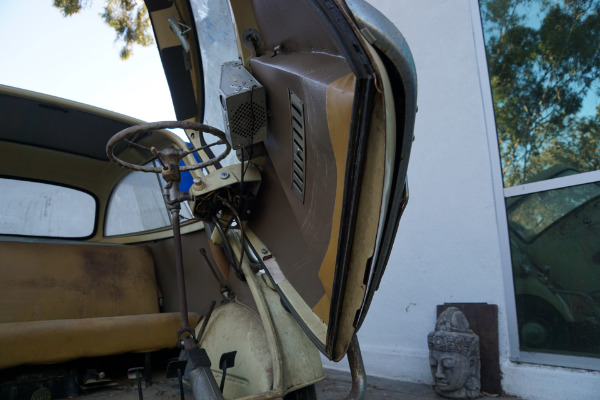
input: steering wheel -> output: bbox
[106,121,231,176]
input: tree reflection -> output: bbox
[480,0,600,186]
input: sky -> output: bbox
[0,0,176,122]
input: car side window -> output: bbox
[105,166,195,236]
[0,177,96,238]
[105,169,170,236]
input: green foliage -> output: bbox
[53,0,89,16]
[481,0,600,185]
[101,0,153,59]
[52,0,154,60]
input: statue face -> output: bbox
[429,350,470,393]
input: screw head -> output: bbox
[261,248,268,254]
[220,171,230,179]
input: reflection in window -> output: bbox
[508,179,600,241]
[508,182,600,357]
[479,0,600,187]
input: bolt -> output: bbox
[220,171,230,179]
[193,178,205,189]
[260,248,268,254]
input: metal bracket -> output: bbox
[168,16,192,53]
[186,347,212,370]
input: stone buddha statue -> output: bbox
[427,307,480,399]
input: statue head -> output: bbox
[427,307,480,399]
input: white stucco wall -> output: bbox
[323,1,600,399]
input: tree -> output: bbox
[480,0,600,186]
[52,0,153,60]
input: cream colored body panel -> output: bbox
[196,233,324,399]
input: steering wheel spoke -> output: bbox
[121,138,155,153]
[106,121,232,178]
[181,139,227,157]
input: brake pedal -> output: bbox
[218,351,237,392]
[166,359,189,400]
[127,367,144,400]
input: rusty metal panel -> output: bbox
[437,303,501,396]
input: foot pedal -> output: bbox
[166,359,189,400]
[127,367,144,400]
[218,351,237,392]
[81,369,116,391]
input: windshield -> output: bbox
[189,0,240,166]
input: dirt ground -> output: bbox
[74,368,516,400]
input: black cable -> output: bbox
[211,216,244,281]
[222,200,245,272]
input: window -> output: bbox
[190,0,240,167]
[507,182,600,357]
[478,0,600,188]
[105,167,193,236]
[476,0,600,366]
[0,178,96,238]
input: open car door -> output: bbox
[145,0,416,361]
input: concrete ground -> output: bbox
[315,369,516,399]
[75,368,517,399]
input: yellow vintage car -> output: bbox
[0,0,416,399]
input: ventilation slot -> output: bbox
[289,90,306,203]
